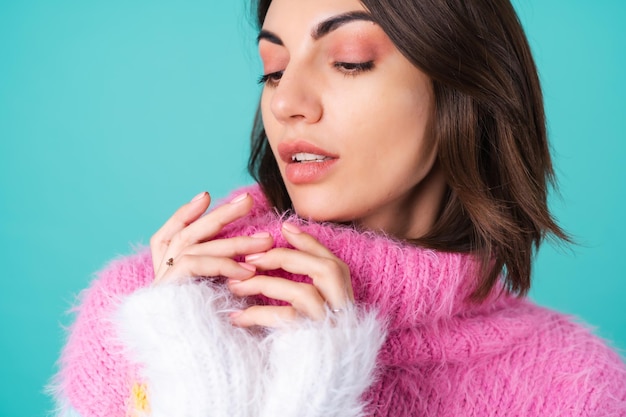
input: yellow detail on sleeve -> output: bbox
[126,382,151,417]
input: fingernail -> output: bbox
[238,262,256,272]
[230,193,248,204]
[228,279,242,286]
[229,311,243,319]
[282,222,302,234]
[245,252,265,262]
[191,191,207,202]
[251,231,271,239]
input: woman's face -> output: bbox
[259,0,446,238]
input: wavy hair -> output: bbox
[248,0,568,299]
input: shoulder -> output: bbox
[66,248,154,343]
[492,300,626,415]
[86,249,154,298]
[51,184,271,416]
[71,249,154,317]
[52,249,154,417]
[373,297,626,416]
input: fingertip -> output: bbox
[229,310,253,328]
[229,310,243,319]
[190,191,209,203]
[228,193,254,218]
[245,252,266,263]
[281,222,317,249]
[251,232,274,251]
[229,192,249,204]
[238,262,256,273]
[228,279,245,296]
[282,221,302,234]
[231,263,257,281]
[251,231,271,239]
[185,191,211,218]
[229,310,243,326]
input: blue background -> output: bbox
[0,1,624,416]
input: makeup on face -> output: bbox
[259,0,441,235]
[258,42,287,80]
[258,15,392,87]
[277,141,339,185]
[324,23,392,65]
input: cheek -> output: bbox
[346,93,436,187]
[373,72,433,150]
[335,83,433,157]
[260,91,275,134]
[381,100,436,175]
[259,91,282,160]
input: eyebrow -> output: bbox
[257,11,375,45]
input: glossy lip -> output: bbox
[277,140,339,163]
[277,140,339,184]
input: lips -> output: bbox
[291,152,331,162]
[277,141,339,184]
[277,141,338,163]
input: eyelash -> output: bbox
[334,61,375,75]
[257,61,375,87]
[257,71,283,87]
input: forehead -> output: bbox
[263,0,368,32]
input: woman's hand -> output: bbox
[150,192,274,285]
[227,222,355,328]
[149,191,354,327]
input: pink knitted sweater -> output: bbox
[52,185,626,417]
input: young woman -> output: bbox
[52,0,626,416]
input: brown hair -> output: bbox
[248,0,568,299]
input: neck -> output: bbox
[356,162,447,240]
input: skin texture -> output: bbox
[260,0,446,239]
[150,191,353,326]
[150,0,446,327]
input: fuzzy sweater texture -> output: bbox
[52,185,626,417]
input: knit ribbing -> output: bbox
[52,252,154,417]
[51,185,626,417]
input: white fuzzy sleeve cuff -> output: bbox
[114,281,264,417]
[259,307,385,417]
[114,282,385,417]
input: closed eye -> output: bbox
[258,70,284,87]
[334,61,374,75]
[258,61,374,87]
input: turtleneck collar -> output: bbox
[216,185,512,330]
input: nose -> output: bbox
[269,64,323,125]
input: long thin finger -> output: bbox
[150,192,210,273]
[281,222,337,258]
[155,254,256,285]
[228,276,326,319]
[282,222,355,301]
[245,249,352,308]
[183,233,273,260]
[155,193,252,279]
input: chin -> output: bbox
[293,205,333,222]
[291,200,353,224]
[287,186,356,223]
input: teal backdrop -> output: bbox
[0,1,624,415]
